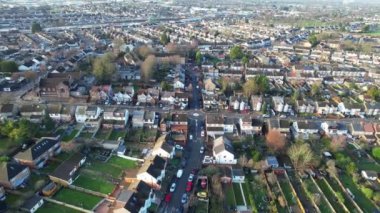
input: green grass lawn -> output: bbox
[62,129,78,142]
[5,193,24,208]
[225,185,236,206]
[53,188,102,210]
[95,129,111,140]
[109,129,127,141]
[19,173,47,194]
[78,131,93,139]
[325,177,358,211]
[356,159,380,172]
[233,183,245,206]
[74,175,115,194]
[278,179,296,205]
[36,202,80,213]
[303,179,333,213]
[339,174,376,213]
[41,160,62,174]
[316,178,346,213]
[250,178,268,211]
[242,182,251,207]
[86,156,137,178]
[0,137,21,154]
[126,129,143,142]
[195,200,208,213]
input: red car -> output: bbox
[165,193,172,202]
[186,182,193,192]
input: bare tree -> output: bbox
[326,160,337,177]
[266,130,286,153]
[141,55,156,82]
[238,155,249,167]
[136,45,154,60]
[330,135,347,152]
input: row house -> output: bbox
[219,70,242,80]
[136,155,166,189]
[365,102,380,116]
[151,135,175,159]
[49,153,86,186]
[202,93,228,110]
[75,106,103,123]
[229,96,249,111]
[213,136,237,165]
[19,104,46,123]
[239,117,255,135]
[112,91,133,104]
[102,108,129,129]
[296,100,316,114]
[0,104,17,120]
[90,85,113,103]
[337,102,365,116]
[251,95,263,112]
[292,121,320,138]
[123,180,156,213]
[132,110,157,129]
[175,92,189,109]
[137,92,156,105]
[268,119,291,134]
[161,91,176,105]
[206,115,225,137]
[331,67,367,78]
[272,96,292,113]
[170,113,188,133]
[320,122,348,135]
[47,104,74,122]
[315,101,338,115]
[14,137,61,168]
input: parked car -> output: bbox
[188,174,194,182]
[200,146,204,154]
[170,183,176,192]
[42,182,58,196]
[186,182,193,192]
[181,193,188,204]
[165,193,172,202]
[201,131,205,137]
[177,169,183,178]
[175,145,183,150]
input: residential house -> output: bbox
[144,111,157,128]
[85,106,103,130]
[113,92,132,104]
[75,106,87,123]
[102,108,129,129]
[239,117,253,135]
[250,95,262,112]
[320,122,348,135]
[337,102,364,116]
[204,78,217,92]
[132,110,145,128]
[173,78,185,90]
[19,104,46,123]
[175,92,189,109]
[206,115,225,138]
[90,85,112,102]
[151,134,174,159]
[272,96,291,113]
[224,117,235,134]
[123,180,155,213]
[147,88,160,103]
[232,168,245,183]
[212,136,236,164]
[49,153,86,186]
[14,137,61,168]
[47,104,74,122]
[160,91,176,106]
[279,119,291,134]
[349,122,365,136]
[252,119,263,133]
[292,121,320,138]
[220,167,232,184]
[266,156,279,168]
[0,104,17,120]
[39,72,82,99]
[0,162,30,189]
[170,113,188,133]
[136,155,166,189]
[20,195,44,213]
[365,102,380,116]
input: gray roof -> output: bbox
[0,162,28,182]
[14,137,60,161]
[50,153,85,182]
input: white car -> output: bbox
[177,169,183,178]
[200,146,204,154]
[189,135,193,140]
[188,174,194,182]
[175,145,183,150]
[201,131,205,137]
[170,183,176,192]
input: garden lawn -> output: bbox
[109,129,126,140]
[74,175,115,194]
[356,159,380,172]
[325,177,358,211]
[250,178,268,211]
[242,182,252,207]
[62,129,78,142]
[316,178,346,213]
[339,174,377,213]
[86,156,137,178]
[79,131,93,139]
[233,183,245,206]
[95,129,111,140]
[36,202,80,213]
[279,179,296,205]
[42,160,61,174]
[53,188,102,210]
[303,179,333,213]
[0,137,21,154]
[225,185,236,206]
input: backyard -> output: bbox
[62,129,79,142]
[325,177,359,212]
[315,178,347,213]
[302,179,334,213]
[339,174,377,213]
[74,174,115,194]
[94,128,112,140]
[225,185,236,207]
[250,175,269,212]
[36,202,80,213]
[0,137,21,154]
[109,129,127,141]
[278,176,297,207]
[53,188,103,210]
[85,156,138,178]
[232,183,245,206]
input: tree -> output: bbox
[361,187,374,199]
[372,147,380,160]
[243,75,270,97]
[308,34,319,47]
[346,162,357,174]
[251,150,261,162]
[266,130,286,153]
[136,45,154,60]
[288,142,316,171]
[92,53,116,83]
[211,175,224,201]
[141,55,157,82]
[242,55,249,67]
[326,160,337,177]
[0,61,18,72]
[373,192,380,203]
[362,25,370,33]
[112,38,125,55]
[160,33,170,45]
[160,81,173,91]
[31,21,42,33]
[336,192,345,203]
[367,86,380,102]
[195,50,202,65]
[238,155,249,167]
[229,46,244,60]
[310,82,321,97]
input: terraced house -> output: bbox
[0,162,30,189]
[13,137,61,168]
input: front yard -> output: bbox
[53,188,103,210]
[74,174,115,194]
